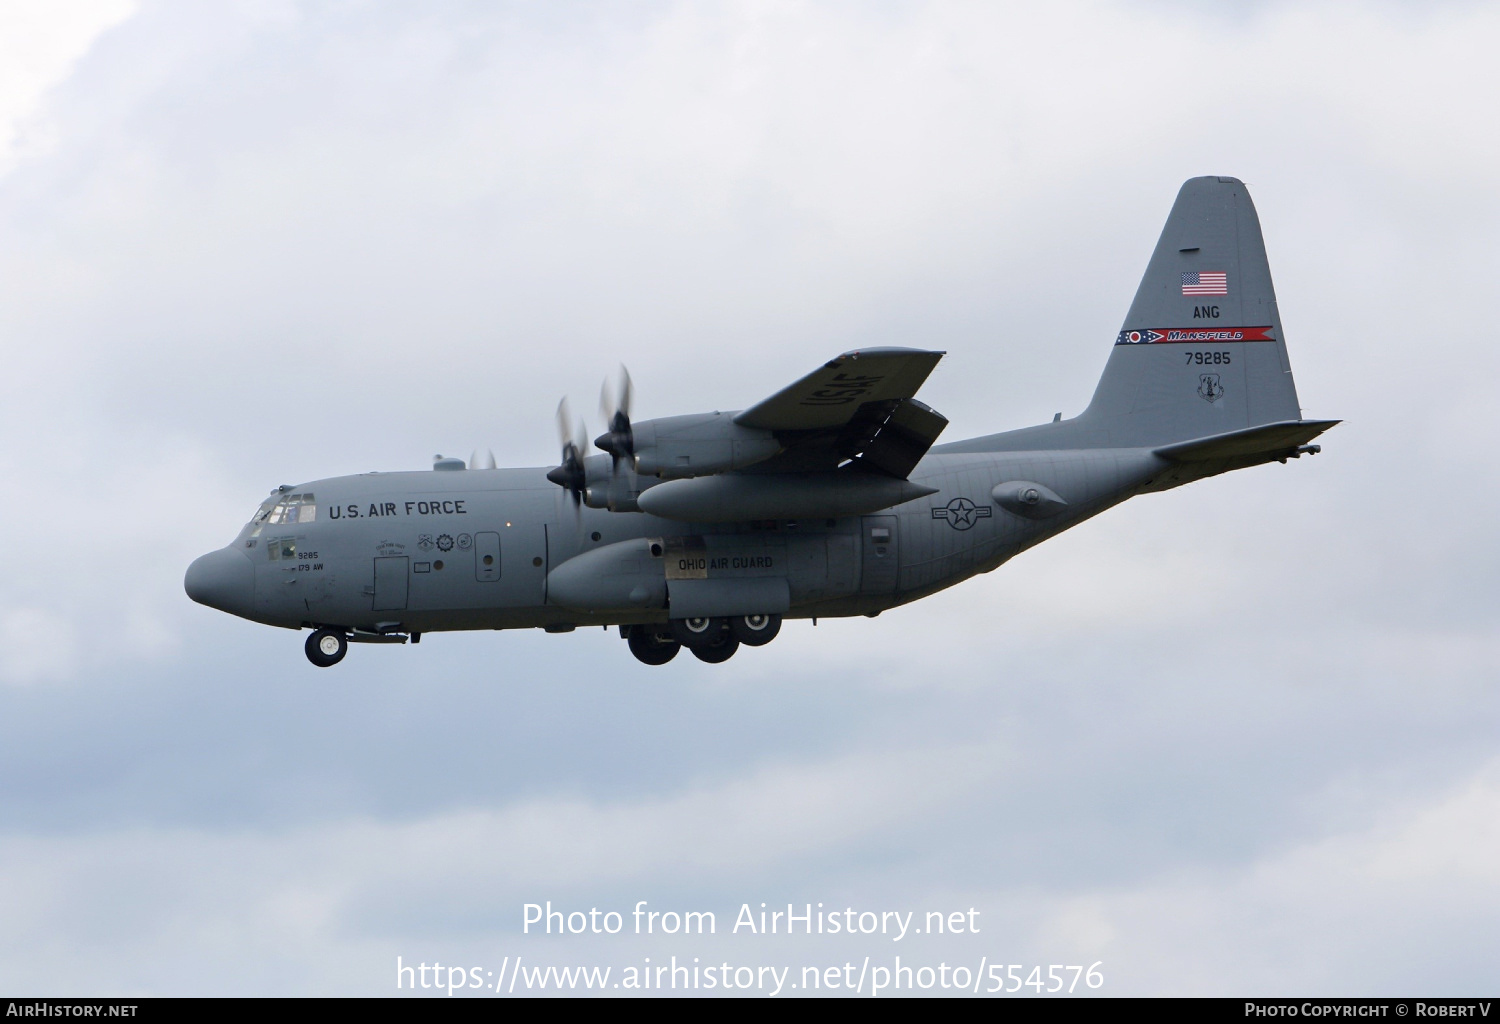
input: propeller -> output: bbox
[470,448,497,471]
[545,397,588,507]
[594,366,634,473]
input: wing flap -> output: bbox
[855,398,949,478]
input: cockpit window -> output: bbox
[254,493,317,527]
[249,493,316,540]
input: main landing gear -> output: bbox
[626,614,783,666]
[305,628,348,667]
[627,627,680,665]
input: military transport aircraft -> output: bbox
[186,176,1337,667]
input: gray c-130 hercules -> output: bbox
[185,176,1338,667]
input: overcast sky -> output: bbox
[1,0,1498,997]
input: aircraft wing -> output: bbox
[733,348,948,478]
[735,348,945,431]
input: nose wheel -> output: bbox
[305,628,348,667]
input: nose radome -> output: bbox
[184,547,255,616]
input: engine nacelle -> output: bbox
[631,413,781,479]
[581,453,649,513]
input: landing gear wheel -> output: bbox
[670,617,727,649]
[690,632,739,664]
[730,613,781,646]
[627,627,680,666]
[305,628,348,667]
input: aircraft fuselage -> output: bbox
[187,445,1169,638]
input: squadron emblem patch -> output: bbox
[1198,373,1225,403]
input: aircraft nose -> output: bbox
[184,547,255,616]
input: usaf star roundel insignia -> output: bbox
[931,497,994,531]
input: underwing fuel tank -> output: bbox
[547,538,667,613]
[635,472,937,523]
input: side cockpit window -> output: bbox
[248,498,276,540]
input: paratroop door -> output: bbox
[373,556,409,610]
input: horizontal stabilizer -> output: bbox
[1154,419,1340,463]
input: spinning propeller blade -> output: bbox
[594,365,634,472]
[545,397,588,507]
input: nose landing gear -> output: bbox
[305,628,348,667]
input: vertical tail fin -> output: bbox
[1075,176,1302,447]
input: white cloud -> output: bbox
[0,0,136,176]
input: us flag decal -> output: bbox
[1182,271,1227,296]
